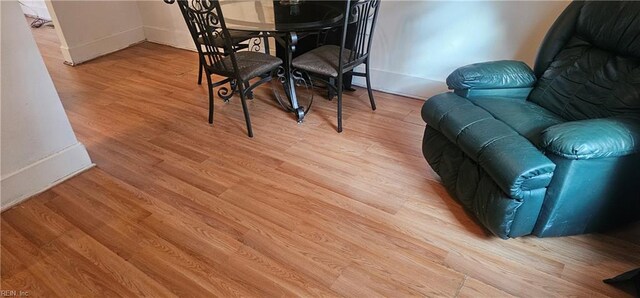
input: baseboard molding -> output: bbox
[144,25,195,52]
[144,28,446,100]
[352,67,447,100]
[145,26,270,55]
[22,12,51,21]
[62,26,146,65]
[1,142,94,211]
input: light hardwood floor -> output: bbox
[2,21,640,297]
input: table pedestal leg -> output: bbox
[271,32,313,123]
[284,32,305,122]
[271,31,313,123]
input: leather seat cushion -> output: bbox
[292,45,354,77]
[209,51,282,81]
[472,98,565,146]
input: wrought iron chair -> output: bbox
[195,30,257,85]
[172,0,282,137]
[292,0,380,132]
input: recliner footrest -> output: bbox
[423,127,547,238]
[422,92,556,199]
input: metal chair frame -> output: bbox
[300,0,381,132]
[170,0,277,137]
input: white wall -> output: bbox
[19,0,51,20]
[137,0,569,99]
[137,0,267,52]
[353,1,570,98]
[137,0,195,51]
[46,0,146,64]
[22,0,569,96]
[1,0,93,210]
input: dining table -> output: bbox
[218,0,347,123]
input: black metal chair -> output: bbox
[173,0,282,137]
[195,30,257,85]
[292,0,381,132]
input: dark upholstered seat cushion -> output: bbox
[292,45,353,77]
[197,30,258,48]
[208,51,282,81]
[472,98,565,146]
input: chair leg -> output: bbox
[327,77,335,101]
[365,62,376,111]
[245,81,253,99]
[238,82,254,137]
[198,59,203,85]
[336,74,343,133]
[205,74,214,124]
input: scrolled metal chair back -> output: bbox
[172,0,239,75]
[341,0,381,67]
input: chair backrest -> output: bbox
[339,0,381,70]
[172,0,239,76]
[529,1,640,121]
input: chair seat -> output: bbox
[292,45,354,77]
[197,30,258,48]
[472,98,565,146]
[209,51,282,81]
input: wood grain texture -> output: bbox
[2,20,639,297]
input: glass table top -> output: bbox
[219,0,346,32]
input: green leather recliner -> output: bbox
[421,1,640,238]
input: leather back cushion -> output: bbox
[529,1,640,121]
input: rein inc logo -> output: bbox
[0,290,29,297]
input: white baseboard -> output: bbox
[22,12,51,21]
[352,67,448,100]
[145,26,270,56]
[143,27,447,100]
[143,25,195,52]
[1,142,94,211]
[62,26,146,65]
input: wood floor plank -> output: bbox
[456,276,514,298]
[0,219,43,269]
[37,233,139,297]
[443,249,605,297]
[1,269,57,297]
[277,159,405,214]
[0,247,26,280]
[56,229,174,297]
[2,22,637,298]
[240,229,347,288]
[225,244,342,297]
[25,244,116,297]
[120,220,261,297]
[330,265,429,297]
[48,182,129,231]
[65,175,153,221]
[1,197,74,247]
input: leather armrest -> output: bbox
[478,135,556,200]
[446,61,536,99]
[541,117,640,159]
